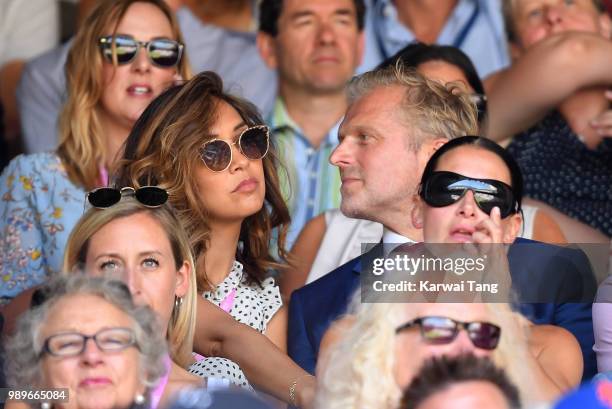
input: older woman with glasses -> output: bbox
[0,0,190,305]
[5,274,167,409]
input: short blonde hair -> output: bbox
[316,300,538,409]
[347,64,479,150]
[57,0,192,190]
[62,197,197,368]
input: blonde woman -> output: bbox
[65,193,315,407]
[0,0,190,303]
[315,301,582,409]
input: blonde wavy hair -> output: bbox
[347,63,479,150]
[56,0,192,190]
[114,71,290,291]
[315,299,538,409]
[62,197,197,368]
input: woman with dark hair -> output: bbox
[114,71,303,395]
[377,42,487,123]
[416,135,523,245]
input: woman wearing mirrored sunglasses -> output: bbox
[415,136,524,246]
[114,72,314,406]
[5,274,167,409]
[0,0,191,304]
[315,301,555,409]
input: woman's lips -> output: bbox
[127,84,153,97]
[232,177,258,193]
[79,377,112,387]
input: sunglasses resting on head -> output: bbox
[396,316,501,350]
[87,186,168,209]
[420,171,519,219]
[99,34,183,68]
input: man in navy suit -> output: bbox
[287,66,597,378]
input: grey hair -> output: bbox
[347,63,479,150]
[4,274,167,389]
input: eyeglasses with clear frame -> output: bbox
[41,327,137,357]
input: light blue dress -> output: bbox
[0,152,85,303]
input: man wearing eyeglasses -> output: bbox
[256,0,365,249]
[287,65,597,380]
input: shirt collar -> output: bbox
[269,97,342,149]
[382,227,416,244]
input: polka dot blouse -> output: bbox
[188,260,282,389]
[507,110,612,237]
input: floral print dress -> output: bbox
[0,153,84,303]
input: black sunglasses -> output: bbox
[420,171,518,218]
[98,35,183,68]
[199,125,270,172]
[87,186,168,209]
[396,316,501,350]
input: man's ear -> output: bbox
[175,260,191,298]
[256,32,279,70]
[503,212,523,244]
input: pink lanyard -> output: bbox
[98,164,109,187]
[149,355,171,409]
[193,288,237,362]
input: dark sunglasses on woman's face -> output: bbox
[396,316,501,350]
[87,186,168,209]
[98,34,183,68]
[419,171,518,218]
[199,125,270,172]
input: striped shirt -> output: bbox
[268,98,343,248]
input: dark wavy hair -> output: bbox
[114,71,290,291]
[420,136,524,214]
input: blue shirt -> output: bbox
[0,153,85,302]
[267,99,342,248]
[359,0,510,78]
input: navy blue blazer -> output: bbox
[288,238,597,378]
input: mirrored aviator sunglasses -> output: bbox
[98,35,183,68]
[87,186,168,209]
[199,125,270,172]
[420,171,517,218]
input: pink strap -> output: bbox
[219,288,237,313]
[193,289,237,363]
[150,355,171,409]
[98,164,109,187]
